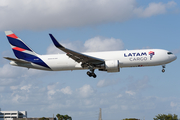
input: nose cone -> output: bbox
[166,54,177,64]
[170,54,177,62]
[174,55,177,61]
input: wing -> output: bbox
[4,57,30,63]
[49,34,105,67]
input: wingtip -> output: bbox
[49,34,64,48]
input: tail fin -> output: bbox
[5,31,38,60]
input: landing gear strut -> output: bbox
[87,69,97,78]
[162,65,165,73]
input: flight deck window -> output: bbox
[167,52,173,55]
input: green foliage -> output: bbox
[38,117,49,120]
[56,114,72,120]
[123,118,139,120]
[153,114,178,120]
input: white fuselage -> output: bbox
[11,49,176,71]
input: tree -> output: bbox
[56,114,64,120]
[64,115,72,120]
[56,114,60,118]
[153,114,178,120]
[123,118,139,120]
[38,117,49,120]
[56,114,72,120]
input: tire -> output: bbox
[92,74,97,78]
[87,71,92,77]
[162,69,165,73]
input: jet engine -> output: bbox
[99,60,120,72]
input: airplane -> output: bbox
[4,31,177,78]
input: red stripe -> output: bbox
[13,47,26,52]
[7,34,18,39]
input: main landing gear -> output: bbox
[87,69,97,78]
[162,65,165,73]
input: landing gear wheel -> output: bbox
[87,71,90,75]
[93,74,97,78]
[86,69,97,78]
[87,71,92,77]
[92,73,97,78]
[162,65,165,73]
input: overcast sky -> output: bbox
[0,0,180,120]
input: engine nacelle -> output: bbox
[105,60,120,72]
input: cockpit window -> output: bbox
[167,52,173,55]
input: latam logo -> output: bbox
[124,52,147,57]
[124,51,155,61]
[149,51,155,60]
[124,52,147,61]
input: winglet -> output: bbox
[49,34,64,48]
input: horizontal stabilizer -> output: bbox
[4,57,30,63]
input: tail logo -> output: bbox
[5,31,51,69]
[149,51,155,60]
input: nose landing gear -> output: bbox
[162,65,165,73]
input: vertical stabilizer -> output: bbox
[5,31,38,60]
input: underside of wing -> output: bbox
[49,34,105,67]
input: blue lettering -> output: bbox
[124,53,127,57]
[132,53,136,56]
[128,53,132,57]
[136,53,141,56]
[141,52,147,56]
[124,52,147,57]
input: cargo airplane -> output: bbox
[4,31,177,78]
